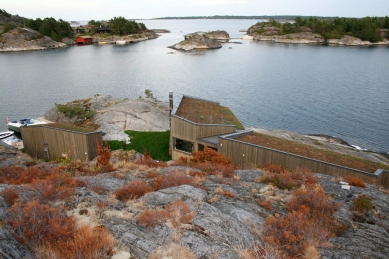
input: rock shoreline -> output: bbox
[0,27,159,52]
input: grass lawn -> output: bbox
[236,132,389,173]
[107,130,171,161]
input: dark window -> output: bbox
[174,138,193,153]
[198,144,204,152]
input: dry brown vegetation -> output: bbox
[260,164,317,190]
[237,132,389,172]
[113,180,152,201]
[136,200,193,228]
[261,183,343,258]
[344,175,366,188]
[5,200,116,258]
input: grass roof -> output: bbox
[175,96,244,130]
[44,123,97,133]
[235,132,389,173]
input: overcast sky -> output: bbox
[1,0,388,21]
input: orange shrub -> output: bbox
[263,184,342,258]
[260,166,316,190]
[259,200,273,211]
[136,200,193,228]
[134,151,167,168]
[0,165,54,185]
[29,178,74,202]
[40,225,116,259]
[136,209,170,228]
[190,147,235,177]
[165,200,193,227]
[287,184,337,216]
[6,200,117,258]
[6,200,76,246]
[0,187,19,206]
[95,141,113,173]
[221,191,234,198]
[344,175,366,188]
[152,170,197,191]
[113,180,151,201]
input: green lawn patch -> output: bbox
[108,130,171,161]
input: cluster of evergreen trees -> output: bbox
[26,18,74,41]
[88,16,147,36]
[261,16,389,42]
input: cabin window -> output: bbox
[198,144,217,152]
[174,138,193,153]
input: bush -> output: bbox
[136,200,193,228]
[287,184,337,216]
[134,151,167,168]
[136,209,170,228]
[262,184,343,258]
[29,178,75,202]
[5,200,116,258]
[165,200,194,227]
[190,147,235,177]
[96,141,113,173]
[113,180,151,201]
[344,175,366,188]
[0,187,19,206]
[260,166,316,190]
[352,194,372,213]
[259,200,272,211]
[152,170,197,191]
[55,103,95,119]
[6,200,76,246]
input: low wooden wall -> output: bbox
[21,126,102,161]
[218,133,389,188]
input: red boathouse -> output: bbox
[75,36,93,45]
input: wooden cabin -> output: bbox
[20,124,102,161]
[75,36,93,45]
[170,95,244,160]
[96,27,111,34]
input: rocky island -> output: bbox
[246,18,389,46]
[169,30,230,51]
[0,10,159,52]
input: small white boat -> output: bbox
[1,136,23,148]
[7,118,47,132]
[0,131,13,139]
[116,40,126,45]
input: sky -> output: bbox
[1,0,388,21]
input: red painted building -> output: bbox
[75,36,93,45]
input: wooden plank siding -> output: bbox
[21,126,102,161]
[218,136,389,188]
[170,115,236,161]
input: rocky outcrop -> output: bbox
[0,27,67,52]
[328,35,389,46]
[152,29,171,33]
[253,32,324,44]
[43,95,170,142]
[169,31,229,51]
[91,30,158,44]
[204,30,230,41]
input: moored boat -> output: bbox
[116,40,126,45]
[0,131,13,139]
[7,118,47,132]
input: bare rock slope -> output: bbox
[0,27,67,52]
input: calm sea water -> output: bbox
[1,20,388,153]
